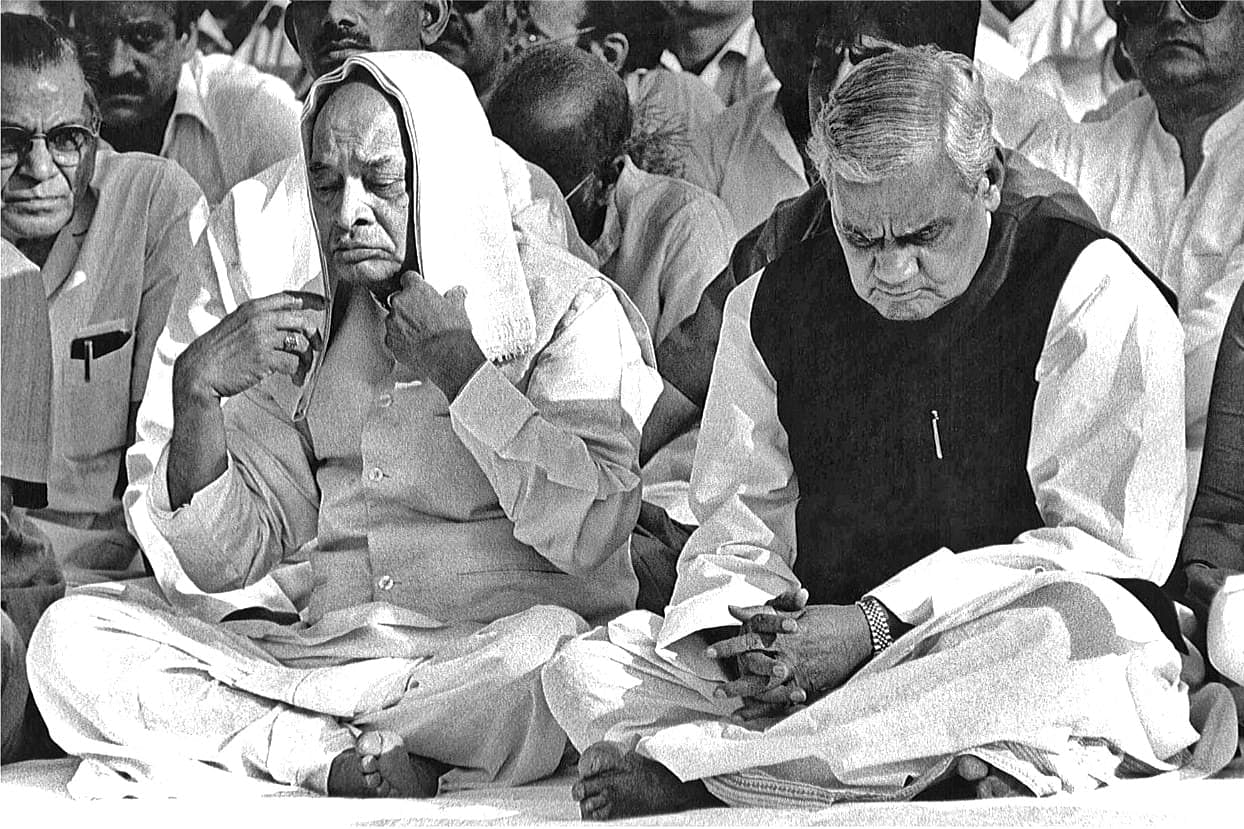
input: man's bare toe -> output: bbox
[578,741,626,778]
[327,730,441,798]
[956,756,1027,799]
[581,793,611,820]
[571,740,721,820]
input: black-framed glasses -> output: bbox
[1107,1,1229,25]
[1,123,99,169]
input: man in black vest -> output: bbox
[541,46,1222,819]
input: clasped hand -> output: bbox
[705,588,873,722]
[383,272,485,401]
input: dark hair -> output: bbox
[0,12,99,116]
[487,42,631,187]
[580,0,671,73]
[833,1,981,58]
[62,1,207,38]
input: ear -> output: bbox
[180,21,198,62]
[596,32,629,73]
[978,152,1004,212]
[421,0,452,46]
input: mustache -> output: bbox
[312,23,372,55]
[99,75,147,97]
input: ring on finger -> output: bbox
[283,332,299,352]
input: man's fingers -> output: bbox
[732,700,795,722]
[444,285,468,306]
[736,650,779,678]
[769,588,809,613]
[743,612,798,635]
[269,311,325,342]
[399,270,424,290]
[751,682,806,706]
[248,291,326,313]
[705,631,771,659]
[727,603,776,623]
[714,675,769,699]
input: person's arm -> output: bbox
[657,274,802,650]
[1177,280,1244,618]
[640,186,736,461]
[448,275,663,576]
[869,238,1188,626]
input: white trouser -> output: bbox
[543,574,1232,808]
[29,585,582,795]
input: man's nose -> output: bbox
[1159,0,1191,23]
[874,246,918,285]
[20,138,58,181]
[326,1,361,27]
[335,177,372,229]
[106,36,138,79]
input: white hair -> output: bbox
[807,46,995,190]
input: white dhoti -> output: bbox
[29,580,583,796]
[543,572,1239,808]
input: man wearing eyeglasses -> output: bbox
[0,13,209,589]
[1017,0,1244,507]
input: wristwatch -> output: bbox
[855,595,894,657]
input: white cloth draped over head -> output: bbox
[298,52,538,383]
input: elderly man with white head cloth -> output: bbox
[540,46,1238,820]
[27,51,660,799]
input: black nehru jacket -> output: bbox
[750,194,1173,606]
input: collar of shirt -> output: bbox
[591,156,646,265]
[41,150,103,297]
[1203,96,1244,157]
[659,16,755,80]
[161,50,216,156]
[757,90,807,183]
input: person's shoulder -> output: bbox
[196,51,297,100]
[620,164,732,228]
[94,148,203,204]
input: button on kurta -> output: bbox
[377,393,392,407]
[368,467,384,482]
[376,574,395,591]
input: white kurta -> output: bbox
[1015,97,1244,503]
[540,238,1232,803]
[161,51,302,205]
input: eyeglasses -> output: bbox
[565,169,596,201]
[1107,1,1229,25]
[518,23,598,50]
[1,123,99,169]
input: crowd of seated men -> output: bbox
[1,0,1240,818]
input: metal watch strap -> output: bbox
[856,596,893,657]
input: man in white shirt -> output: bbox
[1014,0,1244,503]
[541,47,1222,820]
[658,0,776,107]
[30,50,660,800]
[66,1,302,204]
[488,45,735,600]
[682,1,826,239]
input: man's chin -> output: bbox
[330,260,401,290]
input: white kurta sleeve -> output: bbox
[449,278,661,577]
[657,274,801,649]
[869,238,1187,624]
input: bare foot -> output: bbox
[326,731,444,798]
[571,741,722,820]
[955,755,1028,799]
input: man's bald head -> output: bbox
[486,43,630,194]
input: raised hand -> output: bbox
[173,291,325,403]
[383,272,486,401]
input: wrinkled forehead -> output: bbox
[310,79,408,163]
[1,61,91,127]
[829,151,971,231]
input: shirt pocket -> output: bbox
[58,317,134,464]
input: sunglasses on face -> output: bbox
[1108,0,1229,25]
[0,123,99,169]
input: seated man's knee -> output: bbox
[27,594,127,687]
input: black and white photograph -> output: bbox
[1,0,1241,824]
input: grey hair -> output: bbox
[807,45,995,190]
